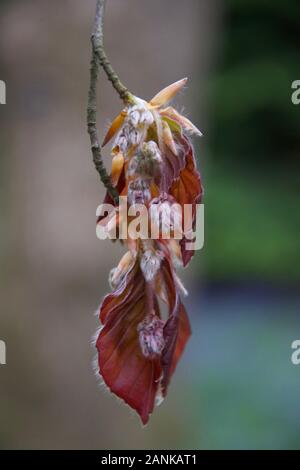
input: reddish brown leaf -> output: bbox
[96,263,162,424]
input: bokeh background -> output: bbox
[0,0,300,449]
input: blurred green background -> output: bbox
[203,0,300,282]
[0,0,299,450]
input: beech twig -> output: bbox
[87,0,133,203]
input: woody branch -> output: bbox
[87,0,133,203]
